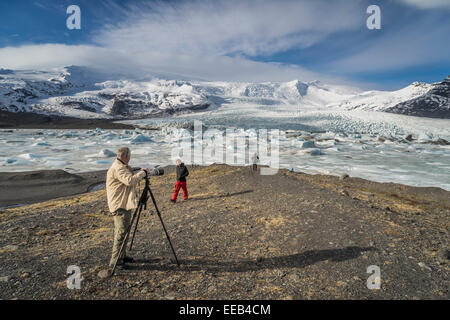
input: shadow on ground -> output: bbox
[188,190,254,201]
[129,246,376,273]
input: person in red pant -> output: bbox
[171,159,189,202]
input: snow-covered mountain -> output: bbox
[384,76,450,118]
[0,66,210,119]
[0,66,448,119]
[327,82,432,111]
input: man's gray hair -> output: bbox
[117,147,130,160]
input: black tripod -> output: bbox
[110,174,180,276]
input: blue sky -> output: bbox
[0,0,449,89]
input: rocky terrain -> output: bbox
[385,76,450,118]
[0,164,448,299]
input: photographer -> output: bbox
[106,147,149,269]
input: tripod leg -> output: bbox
[110,203,141,276]
[129,203,144,251]
[148,187,180,266]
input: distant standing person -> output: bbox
[171,159,189,202]
[251,152,259,171]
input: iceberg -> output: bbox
[98,149,116,158]
[130,134,152,143]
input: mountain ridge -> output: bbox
[0,66,448,119]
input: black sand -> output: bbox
[0,170,107,207]
[0,111,134,129]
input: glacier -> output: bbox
[1,66,449,190]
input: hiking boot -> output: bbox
[170,199,176,203]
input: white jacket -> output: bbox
[106,159,146,213]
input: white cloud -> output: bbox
[94,0,362,57]
[0,43,355,85]
[0,0,364,85]
[398,0,450,9]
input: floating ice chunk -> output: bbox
[45,159,69,167]
[95,160,113,165]
[19,153,43,160]
[297,148,323,156]
[3,158,33,166]
[33,142,50,146]
[301,141,316,149]
[5,158,17,164]
[130,134,152,143]
[310,149,323,156]
[101,133,116,140]
[59,132,78,138]
[98,149,116,158]
[132,149,151,155]
[329,147,344,152]
[417,132,433,142]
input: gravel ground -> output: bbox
[0,164,448,299]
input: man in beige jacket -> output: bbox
[106,147,149,269]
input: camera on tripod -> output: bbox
[133,166,164,176]
[110,164,178,276]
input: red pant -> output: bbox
[172,181,188,201]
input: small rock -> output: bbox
[165,294,175,300]
[430,138,450,146]
[336,280,347,287]
[418,262,432,271]
[3,245,19,251]
[289,273,300,282]
[340,189,349,196]
[20,272,30,278]
[369,241,375,246]
[164,258,173,264]
[276,270,286,278]
[0,276,10,282]
[207,285,216,292]
[97,269,110,279]
[339,173,349,180]
[256,256,263,263]
[436,249,450,263]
